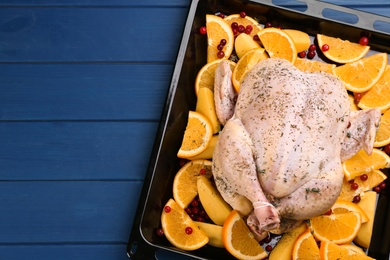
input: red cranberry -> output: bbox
[265,22,272,28]
[379,182,387,190]
[265,245,273,252]
[217,43,224,51]
[240,11,246,18]
[354,93,362,104]
[238,25,245,33]
[353,195,361,203]
[185,208,192,214]
[307,50,316,59]
[231,22,239,30]
[156,228,164,237]
[179,159,187,167]
[232,28,238,35]
[191,199,199,207]
[309,44,316,51]
[373,186,381,193]
[217,51,225,59]
[351,182,359,190]
[191,207,199,215]
[298,51,306,58]
[185,227,193,234]
[324,209,332,215]
[253,35,260,41]
[263,235,272,243]
[384,144,390,155]
[360,174,368,181]
[359,36,369,46]
[196,216,204,222]
[199,26,207,35]
[164,206,171,213]
[220,39,227,46]
[218,13,226,18]
[321,44,329,52]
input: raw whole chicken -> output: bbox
[212,58,380,238]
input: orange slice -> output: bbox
[332,53,388,93]
[317,34,370,63]
[339,169,387,201]
[308,211,362,244]
[172,159,213,209]
[374,108,390,147]
[342,148,390,181]
[224,14,263,39]
[292,228,321,260]
[232,48,268,92]
[331,199,369,223]
[206,14,234,63]
[257,27,297,64]
[161,199,209,250]
[320,241,375,260]
[294,57,336,74]
[359,65,390,113]
[177,111,213,159]
[222,210,268,260]
[195,59,236,95]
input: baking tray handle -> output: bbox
[260,0,390,34]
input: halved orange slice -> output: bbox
[294,57,336,74]
[257,27,297,64]
[206,14,234,63]
[172,159,213,209]
[332,53,388,93]
[222,210,268,260]
[317,34,370,63]
[161,199,209,251]
[374,107,390,147]
[177,111,213,159]
[292,228,321,260]
[320,241,375,260]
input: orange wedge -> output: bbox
[257,27,297,64]
[292,228,321,260]
[359,65,390,113]
[161,199,209,250]
[342,148,390,181]
[332,53,388,93]
[222,210,268,260]
[374,108,390,147]
[320,241,375,260]
[224,14,263,39]
[232,48,268,92]
[331,199,369,223]
[206,14,234,63]
[309,211,362,244]
[172,159,213,209]
[317,34,370,63]
[177,111,213,159]
[195,59,236,95]
[338,169,387,201]
[294,57,336,74]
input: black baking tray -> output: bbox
[127,0,390,259]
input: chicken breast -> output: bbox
[213,58,380,237]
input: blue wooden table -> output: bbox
[0,1,389,259]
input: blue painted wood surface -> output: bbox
[0,0,388,259]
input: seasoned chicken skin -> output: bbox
[213,58,380,237]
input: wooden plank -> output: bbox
[0,7,187,62]
[0,181,142,243]
[0,64,172,121]
[0,0,189,6]
[0,121,159,180]
[0,245,130,260]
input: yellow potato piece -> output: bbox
[197,175,232,225]
[196,87,221,134]
[234,33,261,59]
[195,221,224,248]
[283,29,311,53]
[354,191,378,248]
